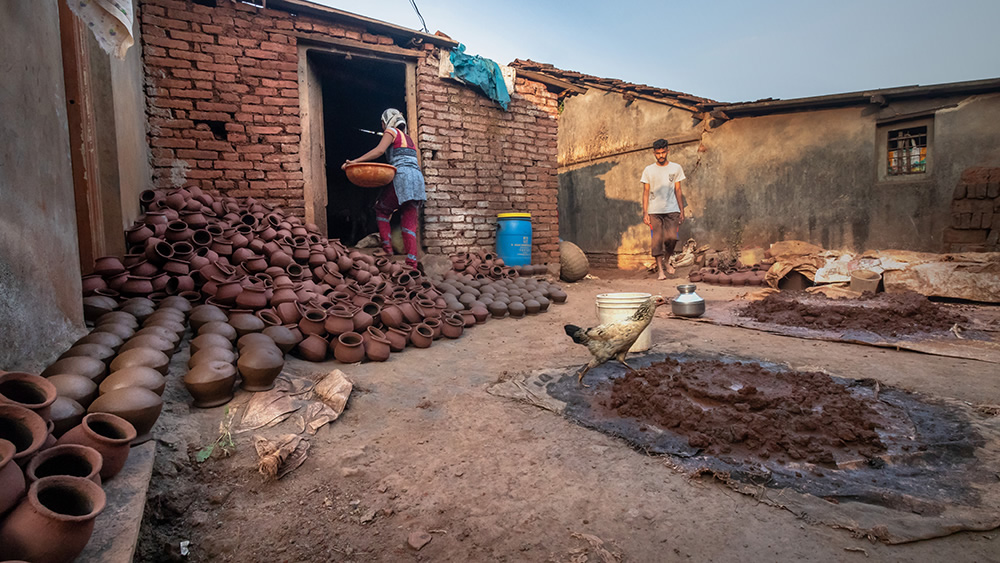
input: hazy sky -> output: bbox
[313,0,1000,103]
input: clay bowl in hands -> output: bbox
[344,163,396,188]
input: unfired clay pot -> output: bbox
[41,356,108,383]
[0,438,26,516]
[333,332,365,364]
[237,345,284,391]
[0,372,58,421]
[109,347,170,376]
[98,367,167,396]
[25,443,103,485]
[295,333,328,362]
[46,374,98,409]
[183,361,237,408]
[49,397,86,437]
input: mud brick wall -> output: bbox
[139,0,560,265]
[944,167,1000,252]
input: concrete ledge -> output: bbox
[79,441,155,562]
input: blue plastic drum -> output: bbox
[496,213,532,266]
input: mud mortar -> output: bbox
[738,290,968,336]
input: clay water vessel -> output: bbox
[0,404,49,468]
[333,332,365,364]
[0,372,57,421]
[56,413,135,480]
[87,387,163,445]
[25,444,103,485]
[183,361,237,408]
[49,397,86,437]
[0,438,26,516]
[237,345,284,391]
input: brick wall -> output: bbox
[139,0,560,265]
[944,167,1000,252]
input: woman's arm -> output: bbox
[342,129,395,169]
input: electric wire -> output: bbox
[408,0,428,33]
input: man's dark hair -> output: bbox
[652,139,669,150]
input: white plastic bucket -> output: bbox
[595,292,652,353]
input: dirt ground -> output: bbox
[137,267,1000,562]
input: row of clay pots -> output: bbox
[435,271,568,319]
[690,266,768,286]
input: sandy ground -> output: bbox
[138,269,1000,562]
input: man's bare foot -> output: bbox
[657,273,668,280]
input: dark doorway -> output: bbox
[311,50,406,246]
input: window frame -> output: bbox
[876,116,934,183]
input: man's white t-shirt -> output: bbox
[640,161,686,214]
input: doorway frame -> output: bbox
[298,38,419,235]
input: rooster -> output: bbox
[564,295,667,387]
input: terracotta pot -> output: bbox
[235,284,268,310]
[119,334,175,359]
[198,320,238,343]
[49,397,85,437]
[385,326,408,352]
[362,327,391,362]
[25,444,102,485]
[295,333,328,362]
[0,372,57,421]
[74,330,124,352]
[441,315,464,339]
[187,346,237,370]
[298,307,328,337]
[82,295,118,324]
[99,366,167,396]
[0,404,51,468]
[45,374,98,409]
[398,301,421,324]
[238,345,284,391]
[508,301,526,318]
[93,320,136,342]
[189,333,234,356]
[92,256,126,277]
[41,356,107,384]
[459,309,476,327]
[0,475,106,563]
[410,323,433,349]
[262,325,300,354]
[183,361,237,408]
[0,438,26,516]
[188,304,229,331]
[59,343,115,367]
[87,387,162,446]
[228,312,266,338]
[109,347,170,376]
[333,332,365,364]
[237,332,276,351]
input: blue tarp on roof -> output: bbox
[449,44,510,111]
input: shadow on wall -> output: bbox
[558,161,642,256]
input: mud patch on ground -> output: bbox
[605,358,886,465]
[738,290,967,337]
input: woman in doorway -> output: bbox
[342,108,426,269]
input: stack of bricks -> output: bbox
[140,0,561,266]
[944,167,1000,252]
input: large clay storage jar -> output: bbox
[237,345,284,392]
[57,412,136,480]
[0,404,49,467]
[183,361,238,408]
[25,444,103,485]
[87,387,163,446]
[0,438,26,515]
[0,372,58,421]
[0,475,106,563]
[333,332,365,364]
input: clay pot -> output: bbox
[74,330,124,352]
[109,347,170,376]
[237,332,276,351]
[119,334,175,359]
[548,289,568,304]
[190,333,234,356]
[99,367,167,396]
[183,361,238,408]
[59,343,115,367]
[256,309,283,327]
[188,346,237,369]
[380,303,404,328]
[189,305,229,332]
[298,307,328,337]
[57,412,135,480]
[93,256,126,276]
[363,327,391,362]
[508,301,526,318]
[262,325,299,354]
[235,284,268,310]
[229,312,266,338]
[333,332,365,364]
[470,305,489,323]
[385,326,408,352]
[238,345,284,391]
[441,315,464,339]
[0,372,57,421]
[423,318,442,340]
[488,301,508,319]
[410,324,433,349]
[25,444,102,485]
[0,438,26,516]
[323,305,355,337]
[295,333,328,362]
[274,301,302,325]
[0,475,106,563]
[45,374,98,409]
[49,397,85,437]
[398,301,421,324]
[92,320,136,342]
[716,272,733,286]
[0,404,51,467]
[199,320,238,343]
[88,387,163,445]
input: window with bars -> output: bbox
[887,125,927,175]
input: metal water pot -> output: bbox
[671,284,705,317]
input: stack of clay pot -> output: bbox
[448,251,519,280]
[0,365,140,561]
[689,262,770,287]
[433,268,567,320]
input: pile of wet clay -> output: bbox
[605,358,886,465]
[738,290,967,337]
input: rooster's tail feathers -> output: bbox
[564,324,587,344]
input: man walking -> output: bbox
[641,139,686,280]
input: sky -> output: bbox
[313,0,1000,103]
